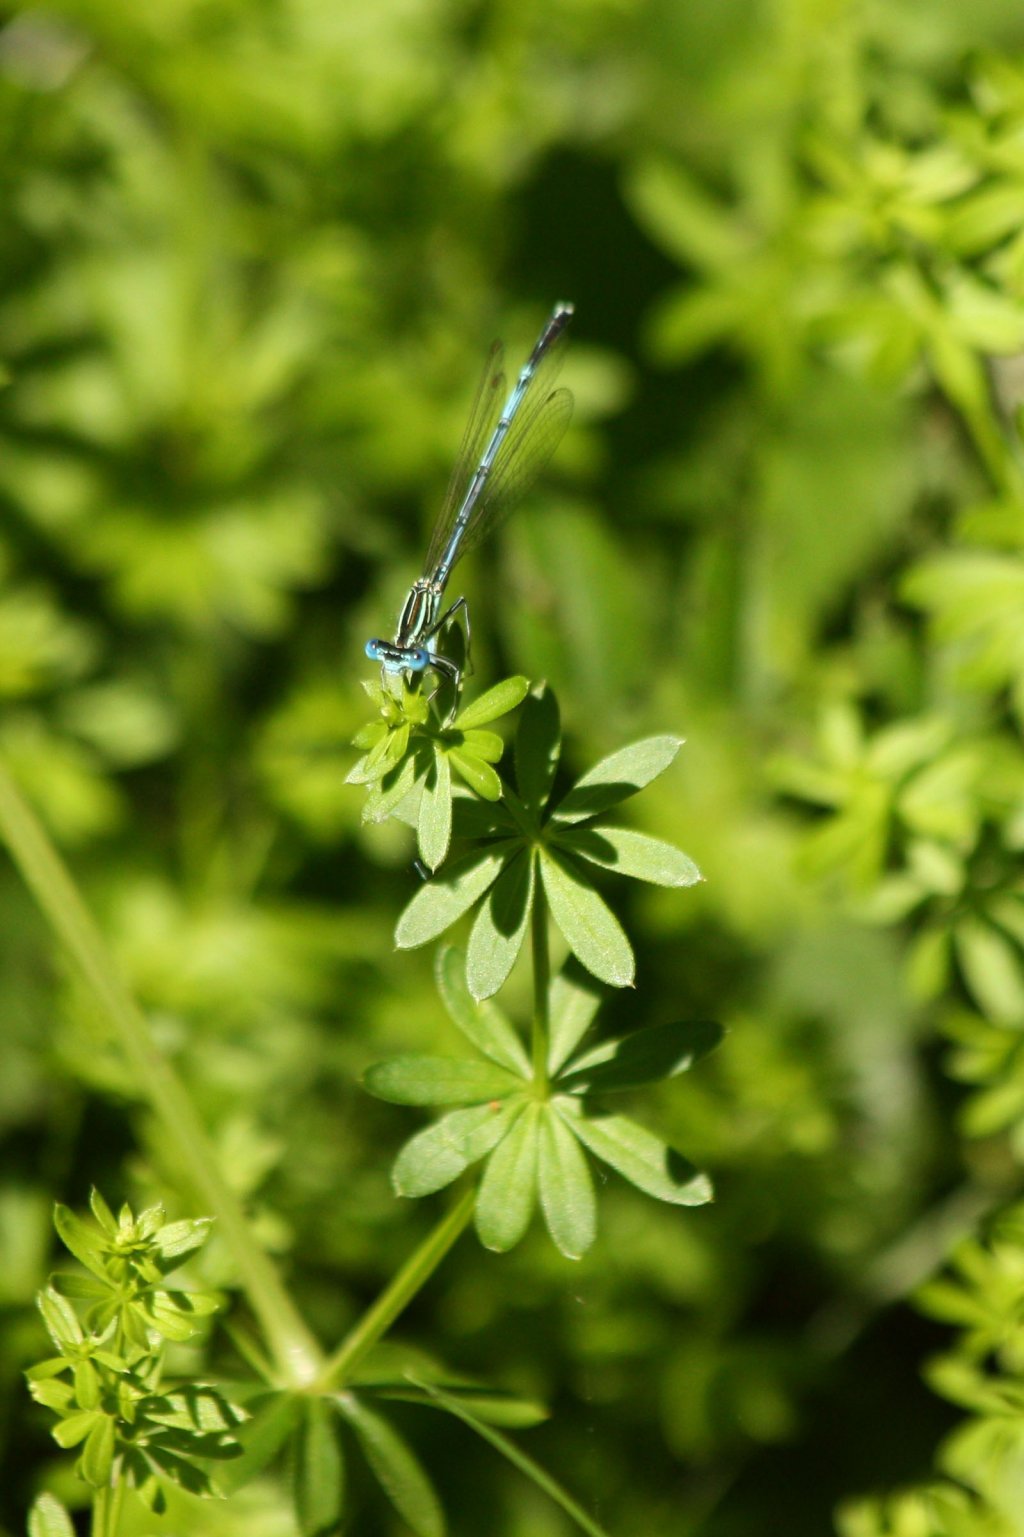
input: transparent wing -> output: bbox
[432,320,574,570]
[452,386,574,563]
[424,342,506,576]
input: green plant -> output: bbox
[15,664,713,1534]
[626,32,1024,1537]
[27,1194,237,1532]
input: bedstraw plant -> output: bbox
[14,661,716,1535]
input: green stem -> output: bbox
[92,1480,124,1537]
[530,858,550,1087]
[0,760,322,1387]
[315,1187,476,1390]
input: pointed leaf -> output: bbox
[80,1412,116,1487]
[554,736,682,825]
[361,752,421,822]
[292,1398,345,1537]
[49,1271,108,1301]
[396,847,512,950]
[475,1105,540,1252]
[38,1286,84,1347]
[457,675,529,729]
[466,849,535,1000]
[54,1411,101,1449]
[558,826,702,887]
[538,1110,597,1260]
[567,1111,712,1206]
[392,1103,523,1197]
[364,1055,523,1106]
[418,751,452,871]
[152,1217,215,1266]
[88,1189,117,1236]
[74,1359,100,1410]
[447,747,502,800]
[559,1020,723,1093]
[29,1379,75,1414]
[28,1494,76,1537]
[52,1206,108,1280]
[515,686,561,811]
[435,948,530,1074]
[337,1396,445,1537]
[955,915,1024,1022]
[352,722,386,751]
[540,850,634,988]
[548,959,605,1074]
[149,1286,220,1334]
[460,730,503,765]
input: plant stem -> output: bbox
[315,1187,476,1390]
[531,857,550,1087]
[0,760,322,1387]
[92,1481,124,1537]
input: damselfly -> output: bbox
[365,302,574,692]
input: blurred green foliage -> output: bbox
[7,0,1024,1532]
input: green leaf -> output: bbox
[152,1217,214,1266]
[30,1378,75,1414]
[364,1055,523,1106]
[548,959,605,1074]
[515,686,561,811]
[418,750,452,872]
[927,318,991,421]
[558,825,702,887]
[466,849,536,1001]
[395,848,512,950]
[52,1206,108,1280]
[461,729,503,764]
[955,915,1024,1023]
[456,675,530,729]
[554,736,682,825]
[146,1288,220,1340]
[144,1443,213,1494]
[435,947,531,1073]
[559,1020,723,1093]
[447,747,501,800]
[292,1398,345,1537]
[392,1103,523,1198]
[539,850,635,988]
[146,1383,245,1435]
[88,1189,118,1237]
[475,1105,540,1252]
[38,1286,84,1348]
[945,183,1024,255]
[74,1359,100,1410]
[80,1411,116,1486]
[567,1110,712,1206]
[336,1395,445,1537]
[538,1110,597,1260]
[361,752,421,823]
[409,1378,612,1537]
[28,1493,76,1537]
[352,721,387,752]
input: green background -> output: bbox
[5,0,1024,1532]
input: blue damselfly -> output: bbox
[366,302,574,692]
